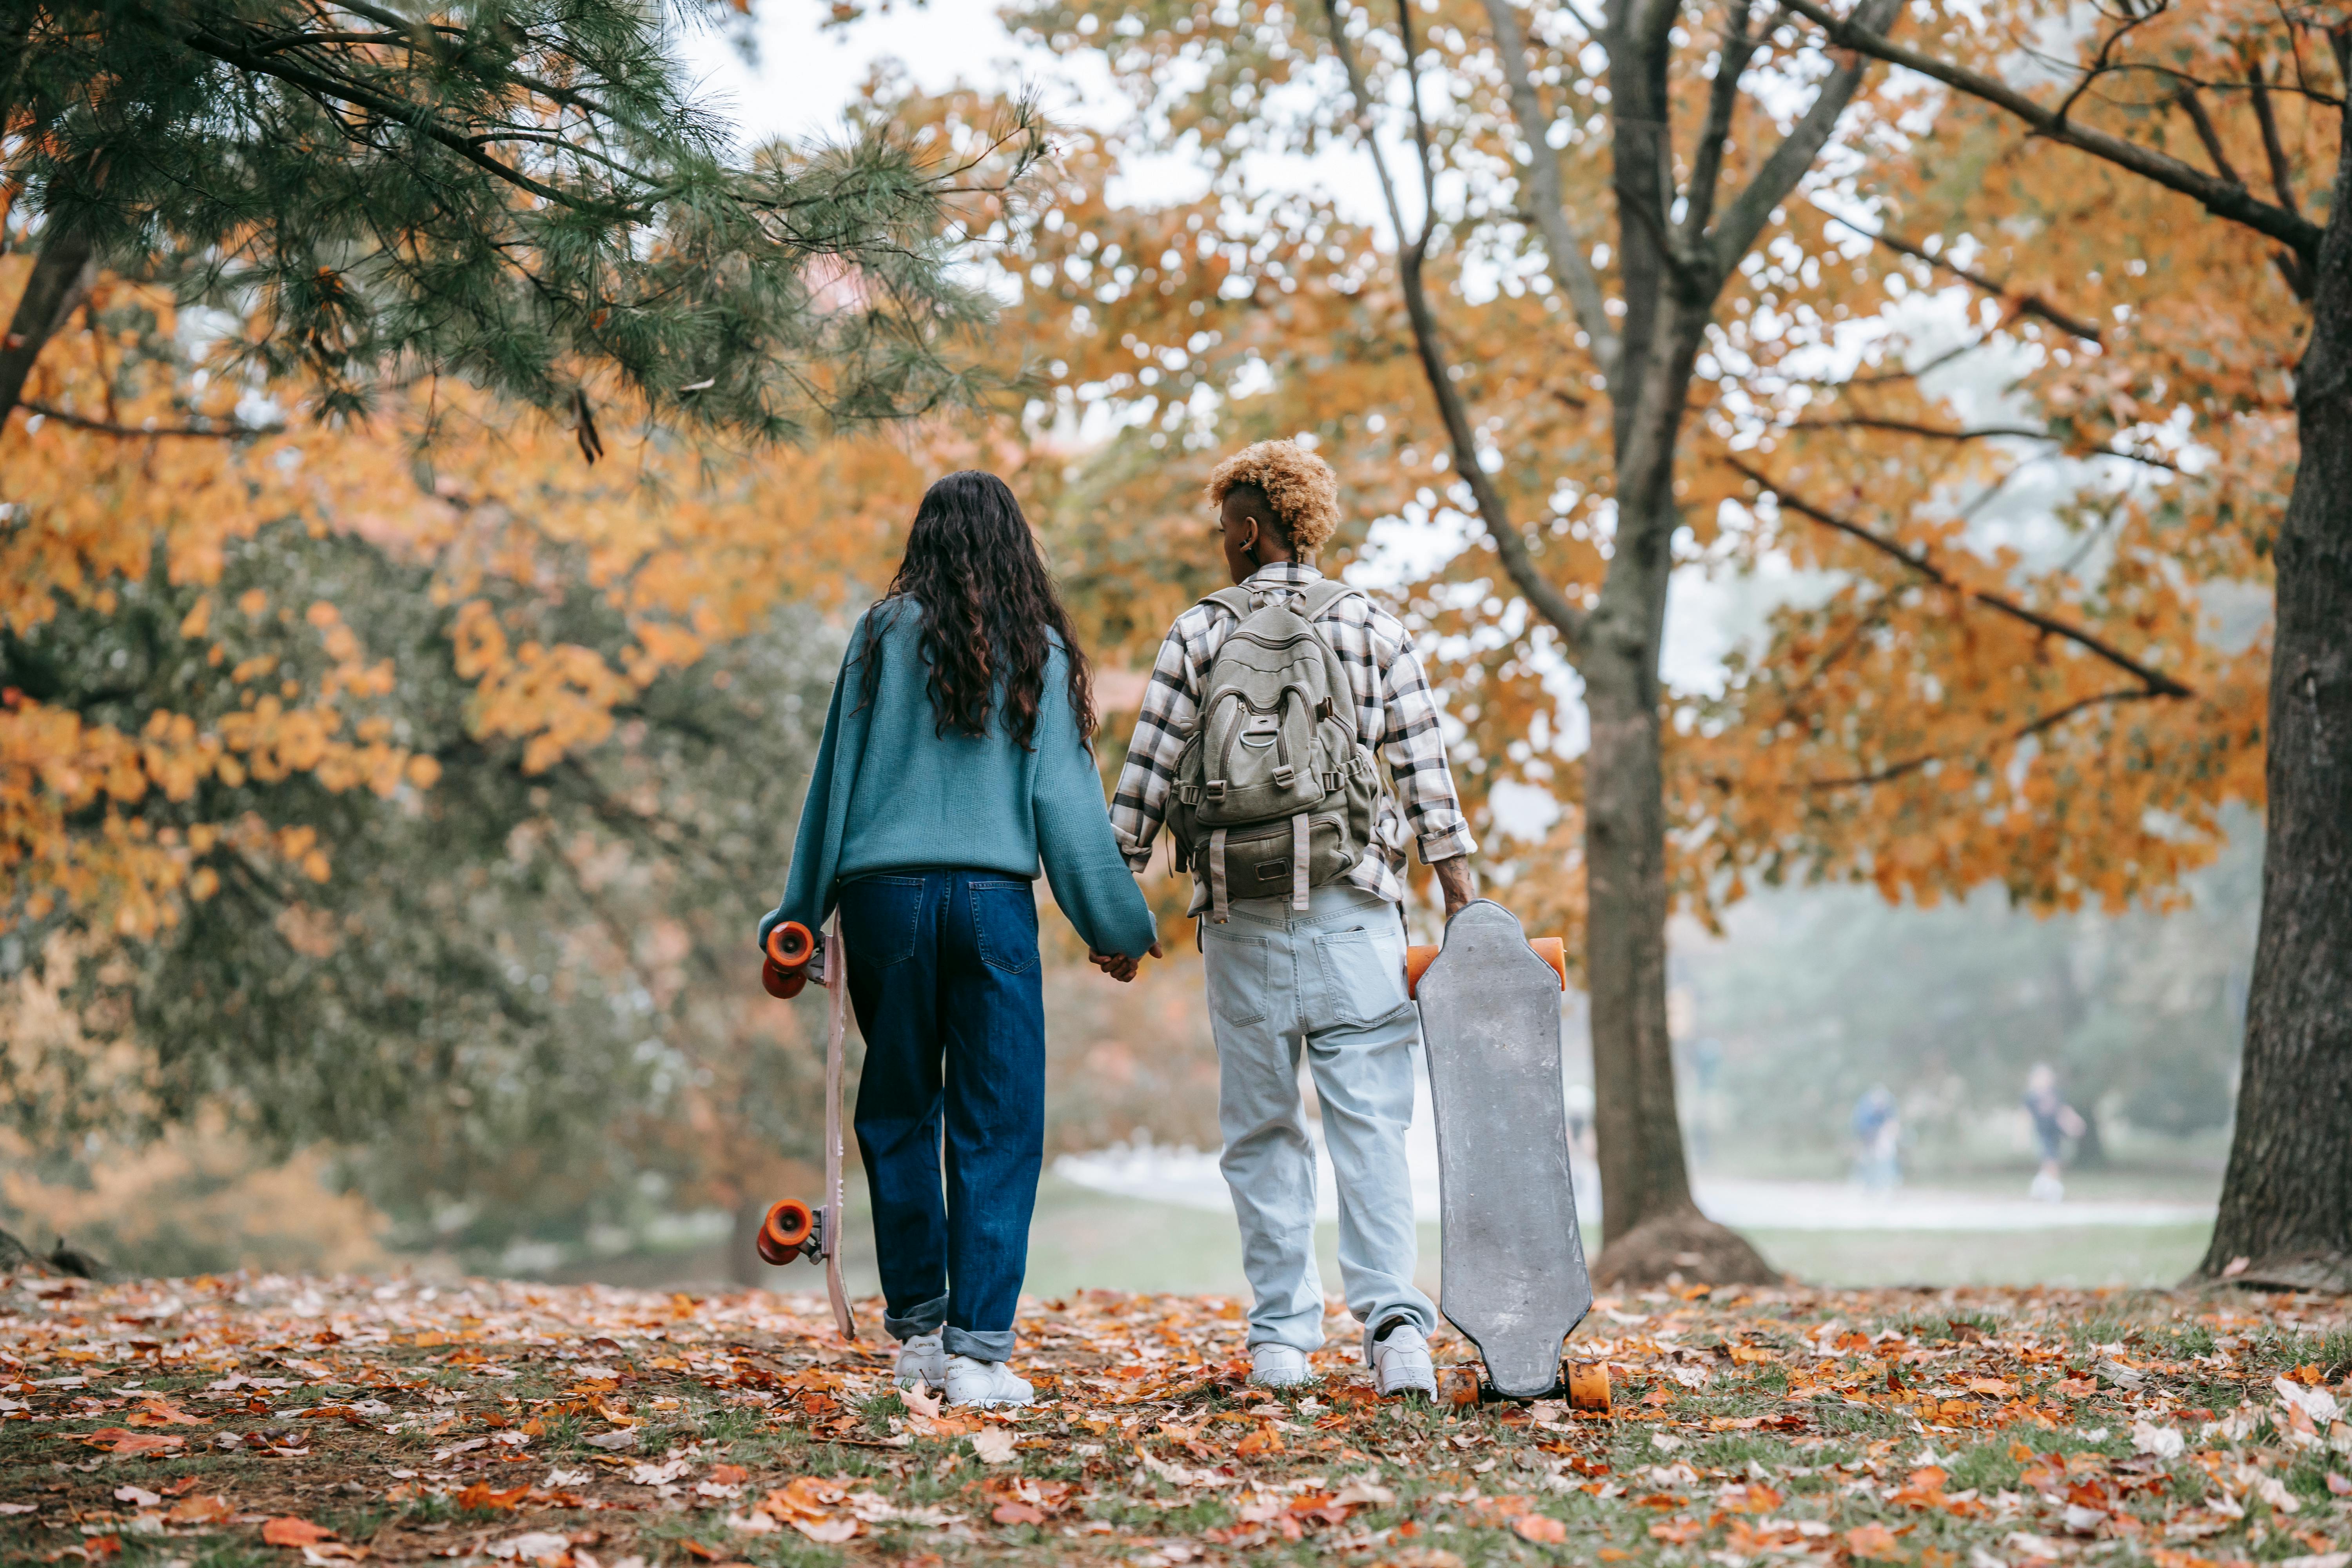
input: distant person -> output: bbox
[1850,1084,1900,1195]
[758,470,1160,1408]
[2023,1063,2085,1203]
[1106,440,1479,1399]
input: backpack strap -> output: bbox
[1297,578,1363,621]
[1200,585,1256,621]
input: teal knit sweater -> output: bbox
[759,603,1158,961]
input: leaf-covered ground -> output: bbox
[2,1270,2346,1568]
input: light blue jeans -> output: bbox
[1201,881,1437,1352]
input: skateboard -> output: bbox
[756,917,858,1341]
[1410,899,1599,1402]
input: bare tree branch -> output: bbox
[1706,0,1907,277]
[1823,209,2105,343]
[1477,0,1620,384]
[1800,688,2157,790]
[1778,0,2325,258]
[1677,0,1762,253]
[2174,87,2245,186]
[1321,0,1590,653]
[2249,56,2303,214]
[1725,456,2196,697]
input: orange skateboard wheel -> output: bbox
[1567,1360,1610,1412]
[761,958,808,1000]
[1405,937,1567,998]
[1405,944,1439,999]
[766,921,815,969]
[757,1198,815,1265]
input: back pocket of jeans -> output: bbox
[839,876,924,969]
[969,880,1040,975]
[1315,924,1410,1028]
[1201,928,1274,1027]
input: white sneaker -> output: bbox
[1365,1320,1436,1399]
[895,1332,946,1391]
[944,1354,1033,1408]
[1249,1343,1313,1388]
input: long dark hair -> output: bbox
[858,470,1096,750]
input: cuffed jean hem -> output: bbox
[945,1327,1014,1362]
[884,1292,949,1341]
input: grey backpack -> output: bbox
[1167,580,1389,920]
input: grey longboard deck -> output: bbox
[1418,899,1591,1397]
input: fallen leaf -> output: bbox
[165,1495,232,1525]
[790,1517,860,1544]
[992,1501,1047,1525]
[1847,1523,1904,1560]
[262,1517,336,1547]
[78,1428,185,1455]
[709,1464,748,1486]
[1513,1513,1568,1544]
[112,1486,161,1507]
[1234,1424,1283,1457]
[969,1426,1017,1465]
[901,1383,942,1419]
[1650,1517,1704,1545]
[454,1483,532,1512]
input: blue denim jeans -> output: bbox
[838,869,1044,1362]
[1200,881,1437,1352]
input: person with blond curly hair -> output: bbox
[1107,438,1480,1399]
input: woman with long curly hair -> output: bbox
[760,470,1159,1407]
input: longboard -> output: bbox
[757,917,857,1341]
[1413,899,1592,1399]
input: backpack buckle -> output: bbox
[1272,764,1295,788]
[1205,780,1227,803]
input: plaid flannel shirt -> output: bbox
[1110,562,1476,914]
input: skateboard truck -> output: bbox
[755,1198,827,1265]
[762,920,817,999]
[754,916,857,1341]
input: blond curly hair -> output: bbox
[1205,440,1342,553]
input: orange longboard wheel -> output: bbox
[761,958,808,1000]
[1566,1360,1611,1413]
[757,1199,815,1265]
[1530,937,1568,991]
[766,921,815,969]
[1405,944,1439,999]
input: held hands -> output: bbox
[1087,941,1164,984]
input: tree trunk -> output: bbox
[2198,140,2352,1293]
[0,221,96,430]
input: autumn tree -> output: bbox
[993,0,2287,1285]
[1773,0,2348,1292]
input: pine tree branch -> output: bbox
[0,222,95,431]
[177,27,642,218]
[1777,0,2325,259]
[1321,0,1590,655]
[19,401,287,438]
[1725,456,2196,698]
